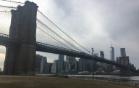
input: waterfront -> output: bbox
[68,75,132,80]
[0,75,137,88]
[68,75,139,87]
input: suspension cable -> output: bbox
[0,0,88,52]
[37,26,73,49]
[0,10,10,12]
[38,10,90,53]
[0,4,15,8]
[37,19,83,52]
[0,0,24,4]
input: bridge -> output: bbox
[0,1,129,75]
[0,33,122,66]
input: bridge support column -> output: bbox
[15,44,36,75]
[4,45,18,74]
[4,1,38,75]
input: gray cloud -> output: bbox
[49,0,139,67]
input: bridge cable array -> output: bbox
[38,10,91,53]
[0,0,91,53]
[0,0,24,4]
[37,19,83,52]
[0,10,10,13]
[0,0,22,10]
[0,0,79,51]
[0,4,15,9]
[37,26,72,49]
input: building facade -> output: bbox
[35,54,47,74]
[110,46,115,61]
[117,48,129,66]
[65,56,77,74]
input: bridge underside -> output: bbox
[36,42,125,68]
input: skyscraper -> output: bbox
[58,54,64,62]
[120,48,126,57]
[100,51,104,58]
[65,56,77,73]
[57,54,65,73]
[78,48,95,73]
[117,48,129,66]
[35,54,47,74]
[110,46,115,61]
[51,60,58,73]
[91,48,94,55]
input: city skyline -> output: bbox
[0,0,139,69]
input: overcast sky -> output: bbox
[0,0,139,69]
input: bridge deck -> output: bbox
[0,34,126,68]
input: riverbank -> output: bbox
[68,75,139,87]
[0,75,137,88]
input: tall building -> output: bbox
[91,48,94,55]
[46,63,52,73]
[65,56,77,73]
[78,58,94,73]
[120,48,126,57]
[58,54,64,61]
[51,60,58,73]
[100,51,104,58]
[57,54,65,73]
[116,48,130,75]
[51,54,65,74]
[78,58,88,72]
[35,54,47,74]
[79,48,95,73]
[91,48,97,72]
[110,46,115,61]
[117,48,129,66]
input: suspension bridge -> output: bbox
[0,0,129,75]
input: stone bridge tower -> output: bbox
[4,1,38,75]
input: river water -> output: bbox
[68,75,139,81]
[37,74,139,86]
[68,75,139,86]
[38,74,139,82]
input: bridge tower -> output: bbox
[4,1,38,75]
